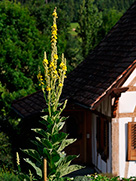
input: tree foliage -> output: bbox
[0,0,49,121]
[98,8,123,40]
[95,0,135,12]
[77,0,102,58]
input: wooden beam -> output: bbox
[119,112,136,118]
[128,76,136,86]
[112,87,129,96]
[128,86,136,91]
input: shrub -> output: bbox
[0,132,13,169]
[0,170,19,181]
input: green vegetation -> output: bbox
[69,23,79,36]
[95,0,135,12]
[0,0,135,179]
[77,0,102,58]
[0,171,19,181]
[0,132,13,169]
[0,0,46,121]
[72,174,136,180]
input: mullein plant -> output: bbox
[16,152,35,181]
[21,8,83,181]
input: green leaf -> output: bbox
[52,132,67,144]
[24,158,42,178]
[41,115,48,121]
[43,147,50,159]
[41,138,53,149]
[65,155,78,163]
[57,164,84,177]
[58,121,65,131]
[52,150,60,163]
[21,149,42,164]
[58,138,77,151]
[32,128,49,138]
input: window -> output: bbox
[96,116,109,161]
[128,122,136,160]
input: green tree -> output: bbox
[77,0,102,58]
[98,8,123,39]
[65,34,83,73]
[0,0,49,123]
[95,0,135,11]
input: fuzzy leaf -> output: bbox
[58,121,65,131]
[32,128,49,138]
[52,132,67,144]
[43,147,50,159]
[65,155,78,162]
[41,115,48,121]
[52,150,60,163]
[60,164,84,177]
[41,138,53,149]
[22,149,42,164]
[58,138,77,151]
[58,100,68,116]
[24,158,42,178]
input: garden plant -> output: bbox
[16,7,83,181]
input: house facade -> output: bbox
[12,1,136,178]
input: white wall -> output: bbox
[118,68,136,178]
[119,92,136,113]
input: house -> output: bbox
[12,1,136,178]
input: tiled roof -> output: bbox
[12,1,136,117]
[12,90,46,118]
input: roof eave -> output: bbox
[90,59,136,110]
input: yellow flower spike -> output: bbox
[52,11,57,17]
[37,7,67,116]
[54,35,57,40]
[54,70,57,74]
[60,62,65,68]
[43,58,48,64]
[54,54,58,60]
[62,65,67,71]
[59,69,62,73]
[53,24,57,29]
[50,62,55,68]
[16,152,20,166]
[51,39,57,43]
[46,87,51,92]
[52,30,57,35]
[37,73,42,79]
[52,7,58,18]
[53,66,56,70]
[59,83,63,87]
